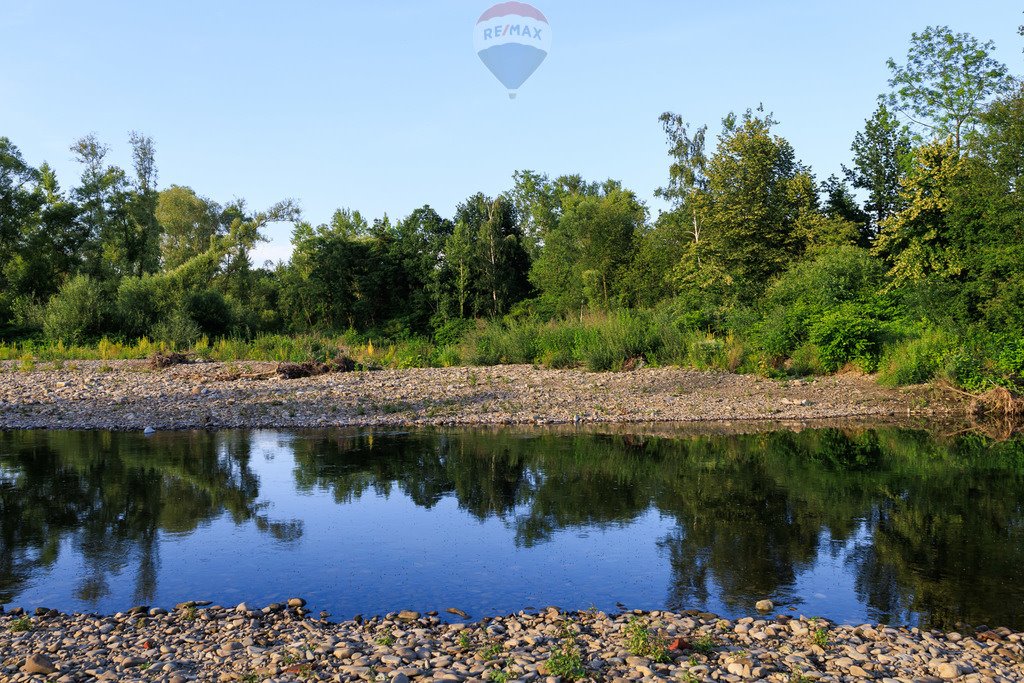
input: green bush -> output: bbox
[115,275,166,339]
[43,275,107,344]
[184,289,233,337]
[809,305,884,372]
[788,342,824,376]
[876,327,954,386]
[152,309,202,349]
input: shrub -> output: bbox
[788,342,825,376]
[43,275,107,344]
[809,305,884,372]
[876,327,954,386]
[115,275,166,339]
[152,309,202,349]
[184,289,233,337]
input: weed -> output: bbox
[182,606,197,621]
[491,669,511,683]
[624,616,669,662]
[545,623,585,680]
[480,640,503,661]
[457,631,473,650]
[18,354,34,372]
[691,633,715,653]
[8,616,32,632]
[812,627,829,648]
[376,633,395,646]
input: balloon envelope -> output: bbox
[474,2,551,97]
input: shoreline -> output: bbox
[2,603,1020,682]
[0,361,962,432]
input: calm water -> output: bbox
[1,427,1023,629]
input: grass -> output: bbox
[812,626,829,648]
[624,616,669,662]
[543,621,586,680]
[479,640,503,661]
[0,333,446,369]
[8,616,32,632]
[691,633,716,654]
[3,311,1019,392]
[375,633,395,646]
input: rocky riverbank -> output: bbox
[1,602,1020,682]
[0,361,958,430]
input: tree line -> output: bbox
[1,25,1022,386]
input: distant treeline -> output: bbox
[1,25,1023,388]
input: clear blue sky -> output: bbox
[2,1,1021,264]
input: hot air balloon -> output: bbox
[473,2,551,99]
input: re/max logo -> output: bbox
[482,23,543,41]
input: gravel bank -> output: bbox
[1,603,1019,682]
[0,361,957,431]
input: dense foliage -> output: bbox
[1,27,1022,388]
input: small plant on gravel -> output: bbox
[545,624,586,680]
[812,626,829,648]
[680,673,700,683]
[691,633,716,653]
[18,354,35,372]
[491,669,511,683]
[480,639,503,661]
[8,616,32,632]
[624,616,669,662]
[182,606,197,621]
[457,630,473,650]
[376,633,395,646]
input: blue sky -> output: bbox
[2,1,1021,264]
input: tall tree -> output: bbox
[844,105,913,235]
[883,26,1011,150]
[156,186,222,269]
[681,109,810,300]
[70,134,125,276]
[656,114,709,266]
[529,182,646,314]
[873,137,965,288]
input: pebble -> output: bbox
[0,361,940,431]
[1,606,1020,682]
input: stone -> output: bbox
[288,597,307,608]
[398,610,421,621]
[22,653,57,675]
[755,599,774,612]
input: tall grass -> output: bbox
[0,333,447,369]
[459,309,752,373]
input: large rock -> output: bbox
[22,653,57,675]
[755,599,774,612]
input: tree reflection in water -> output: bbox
[1,426,1022,629]
[291,427,1024,629]
[0,430,300,606]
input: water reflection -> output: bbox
[1,427,1022,629]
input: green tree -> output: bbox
[529,182,646,314]
[156,186,221,269]
[883,26,1011,150]
[656,114,709,265]
[844,105,913,235]
[873,137,965,288]
[678,109,811,300]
